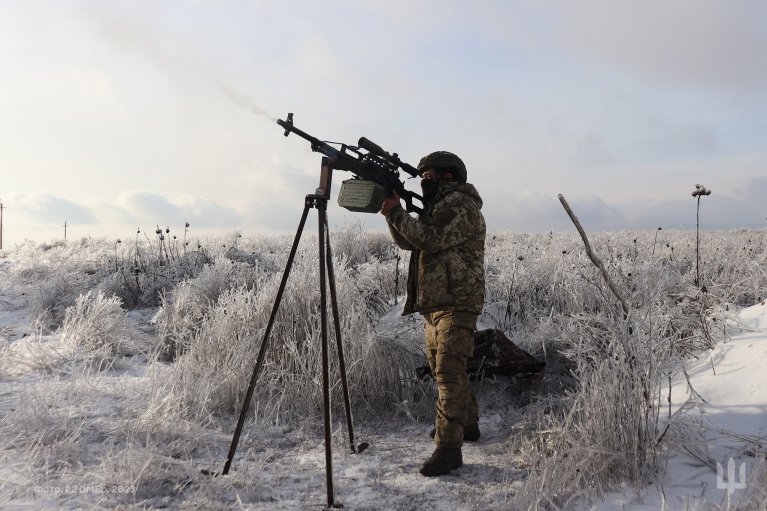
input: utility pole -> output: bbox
[64,221,67,240]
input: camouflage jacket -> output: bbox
[386,181,486,316]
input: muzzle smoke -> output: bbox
[217,82,277,122]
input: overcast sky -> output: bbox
[1,0,766,246]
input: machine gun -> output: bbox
[277,113,423,215]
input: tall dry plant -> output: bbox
[692,184,712,289]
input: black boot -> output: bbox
[464,422,481,442]
[419,446,462,477]
[429,423,481,442]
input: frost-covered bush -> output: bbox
[61,291,130,365]
[4,239,108,329]
[331,220,398,268]
[331,219,372,268]
[153,256,269,361]
[512,309,676,508]
[95,241,213,309]
[500,228,767,508]
[147,243,423,426]
[94,229,289,309]
[30,274,87,330]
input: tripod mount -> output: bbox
[215,157,368,510]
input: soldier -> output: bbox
[380,151,486,477]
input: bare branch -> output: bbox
[558,194,630,316]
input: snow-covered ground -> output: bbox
[1,252,766,510]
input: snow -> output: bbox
[2,251,767,510]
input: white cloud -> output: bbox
[114,191,242,228]
[5,192,97,225]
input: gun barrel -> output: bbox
[277,116,320,145]
[277,114,340,158]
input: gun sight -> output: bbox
[358,137,419,178]
[358,137,388,158]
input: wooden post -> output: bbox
[318,157,334,199]
[64,221,67,240]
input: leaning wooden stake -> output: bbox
[558,194,630,316]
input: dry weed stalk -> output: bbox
[692,184,712,289]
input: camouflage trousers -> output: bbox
[423,310,479,448]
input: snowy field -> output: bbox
[1,228,766,510]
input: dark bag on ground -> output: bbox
[416,329,545,380]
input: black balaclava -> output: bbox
[420,178,440,204]
[420,169,452,206]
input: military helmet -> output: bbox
[417,151,467,183]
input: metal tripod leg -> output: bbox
[221,198,312,476]
[217,191,367,510]
[317,199,339,509]
[322,212,369,455]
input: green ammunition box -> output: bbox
[337,179,387,213]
